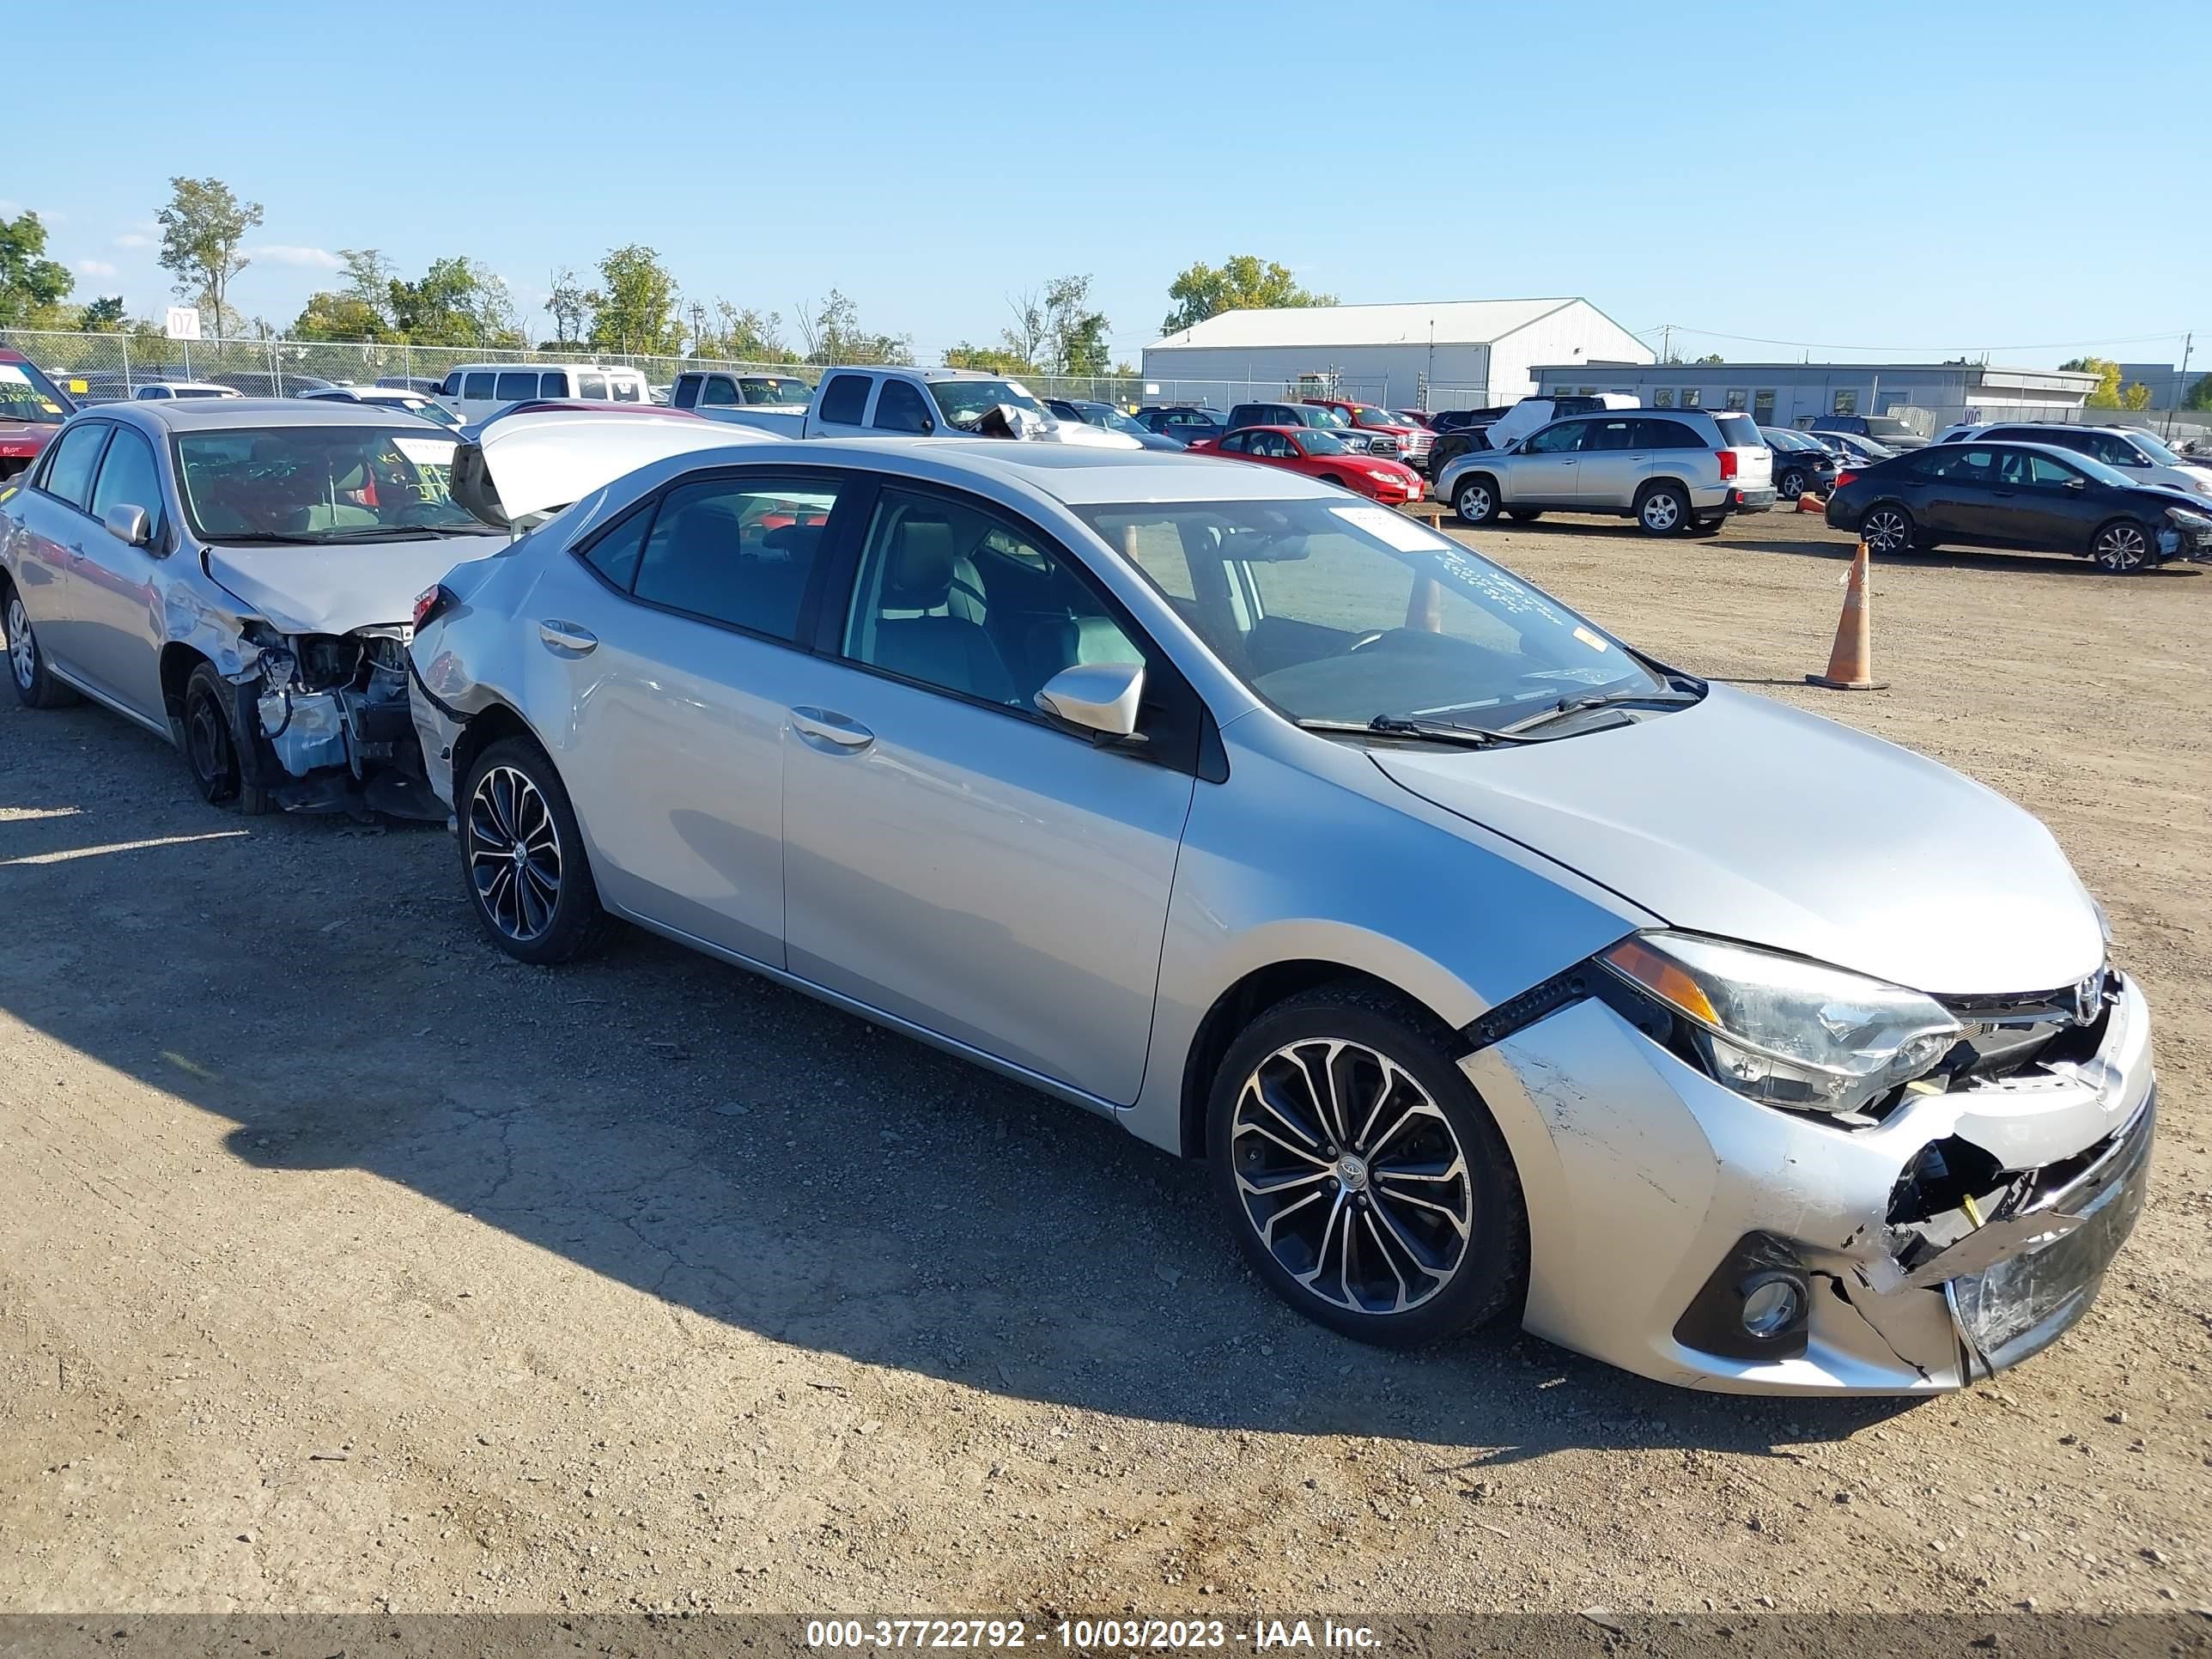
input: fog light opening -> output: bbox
[1740,1273,1807,1339]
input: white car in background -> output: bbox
[1932,422,2212,500]
[133,381,242,401]
[297,384,464,428]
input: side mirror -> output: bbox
[2065,477,2087,489]
[103,503,152,547]
[1034,660,1144,739]
[919,416,935,434]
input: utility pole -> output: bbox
[1661,324,1672,364]
[2166,332,2192,442]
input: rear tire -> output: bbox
[1453,475,1502,526]
[459,735,611,964]
[4,583,81,710]
[182,662,274,815]
[2091,518,2154,574]
[1207,982,1528,1349]
[1634,483,1689,535]
[1859,501,1915,556]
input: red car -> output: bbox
[1190,425,1425,504]
[0,349,76,483]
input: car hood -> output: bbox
[203,536,507,636]
[1369,685,2103,995]
[460,410,773,525]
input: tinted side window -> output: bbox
[1642,419,1704,450]
[699,375,738,407]
[671,374,701,409]
[88,426,165,536]
[1917,447,1996,483]
[631,475,838,641]
[872,379,933,433]
[2027,453,2081,486]
[577,371,608,400]
[1216,432,1249,453]
[40,422,110,508]
[440,372,463,397]
[817,374,871,424]
[1586,419,1640,451]
[495,371,538,399]
[611,378,642,403]
[1522,421,1587,454]
[538,372,570,398]
[463,372,495,399]
[579,504,653,592]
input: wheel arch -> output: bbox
[158,641,211,731]
[448,699,544,802]
[1176,958,1469,1162]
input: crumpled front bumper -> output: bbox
[1462,971,2154,1395]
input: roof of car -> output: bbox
[104,397,450,430]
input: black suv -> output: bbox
[1133,404,1228,444]
[1223,402,1381,455]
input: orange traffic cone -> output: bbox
[1807,540,1888,690]
[1796,491,1824,513]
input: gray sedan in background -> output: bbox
[1,399,504,817]
[406,436,2152,1395]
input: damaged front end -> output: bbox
[1458,951,2155,1395]
[225,623,445,819]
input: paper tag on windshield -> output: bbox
[1330,503,1453,553]
[392,436,457,466]
[1572,626,1608,653]
[0,365,27,386]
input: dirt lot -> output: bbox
[2,507,2208,1621]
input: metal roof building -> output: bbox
[1528,360,2100,434]
[1139,297,1653,412]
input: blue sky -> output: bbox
[10,0,2208,371]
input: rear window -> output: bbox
[1712,414,1763,449]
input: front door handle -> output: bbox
[790,706,874,752]
[538,618,598,653]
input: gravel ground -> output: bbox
[1,507,2207,1620]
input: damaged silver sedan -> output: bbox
[409,439,2153,1394]
[0,399,507,818]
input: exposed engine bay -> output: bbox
[227,622,443,819]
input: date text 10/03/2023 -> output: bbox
[804,1619,1381,1650]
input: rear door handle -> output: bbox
[538,619,598,653]
[790,706,874,752]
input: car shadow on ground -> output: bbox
[1,701,1918,1463]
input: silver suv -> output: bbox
[1437,408,1777,535]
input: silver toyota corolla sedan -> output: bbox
[407,435,2153,1395]
[0,398,507,817]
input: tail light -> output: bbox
[412,584,453,632]
[1717,449,1739,482]
[1834,470,1858,490]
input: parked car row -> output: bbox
[2,394,2153,1396]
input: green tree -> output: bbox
[155,177,263,337]
[1695,352,1725,365]
[944,342,1036,374]
[793,289,912,367]
[2121,382,2152,411]
[587,245,682,355]
[76,295,127,331]
[546,265,591,346]
[1041,273,1109,375]
[691,300,787,362]
[289,290,390,341]
[2184,374,2212,412]
[0,210,74,327]
[1159,255,1336,335]
[2061,356,2124,409]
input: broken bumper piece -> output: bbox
[1459,970,2154,1395]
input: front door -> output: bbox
[536,470,853,965]
[1512,417,1586,505]
[70,422,171,722]
[780,483,1195,1105]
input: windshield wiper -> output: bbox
[1297,715,1533,750]
[1497,685,1703,735]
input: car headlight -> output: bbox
[2164,506,2212,529]
[1599,932,1960,1117]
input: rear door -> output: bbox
[1573,417,1650,507]
[535,466,856,964]
[9,418,113,681]
[1910,445,2002,542]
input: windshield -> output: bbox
[1087,406,1149,436]
[743,377,812,405]
[927,378,1048,427]
[1073,499,1672,729]
[0,358,73,424]
[1297,431,1352,456]
[1299,406,1350,428]
[2124,428,2183,465]
[1863,416,1917,439]
[1349,406,1401,428]
[174,426,494,544]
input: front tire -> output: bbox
[1453,476,1501,526]
[2091,518,2154,574]
[1860,501,1915,556]
[1777,466,1808,499]
[4,584,81,710]
[182,661,273,814]
[459,735,610,963]
[1207,983,1528,1349]
[1635,483,1689,535]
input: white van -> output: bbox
[434,362,652,421]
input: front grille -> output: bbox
[1936,967,2112,1081]
[1366,436,1400,458]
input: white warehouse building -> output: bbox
[1139,297,1653,413]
